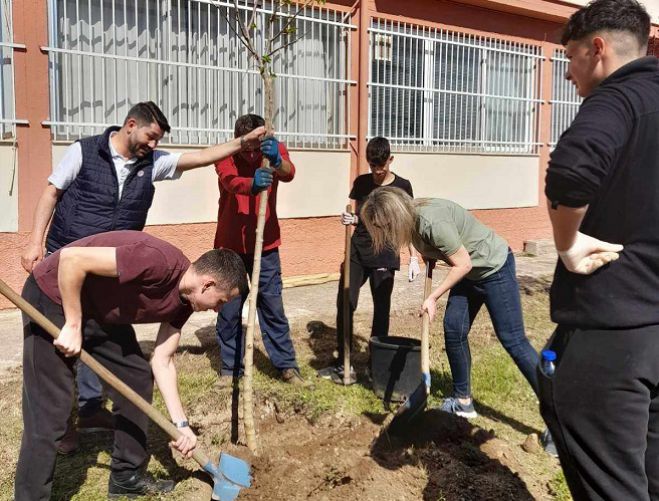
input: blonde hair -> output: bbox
[360,186,417,255]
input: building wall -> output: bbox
[2,0,656,309]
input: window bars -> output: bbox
[368,19,544,154]
[0,0,27,139]
[549,48,582,147]
[43,0,356,149]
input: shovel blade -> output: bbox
[208,453,252,501]
[387,381,428,435]
[219,453,251,488]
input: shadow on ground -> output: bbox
[370,409,535,501]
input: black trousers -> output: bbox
[15,276,154,501]
[335,258,395,361]
[539,325,659,501]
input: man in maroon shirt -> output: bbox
[15,230,247,500]
[214,114,302,384]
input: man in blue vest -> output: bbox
[19,101,265,454]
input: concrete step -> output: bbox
[523,239,556,257]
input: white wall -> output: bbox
[51,145,352,224]
[0,144,18,232]
[51,146,539,221]
[393,153,539,209]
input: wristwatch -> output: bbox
[173,419,189,429]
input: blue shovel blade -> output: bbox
[207,453,252,501]
[219,453,251,488]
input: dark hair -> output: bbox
[366,136,391,166]
[124,101,171,133]
[193,249,248,296]
[561,0,650,50]
[234,114,265,138]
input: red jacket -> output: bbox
[214,143,295,254]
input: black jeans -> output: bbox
[15,276,154,501]
[539,325,659,501]
[336,258,395,361]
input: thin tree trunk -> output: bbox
[243,72,275,454]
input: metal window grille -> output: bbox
[550,49,581,146]
[368,19,544,154]
[44,0,355,149]
[0,0,27,138]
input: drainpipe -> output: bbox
[357,0,369,175]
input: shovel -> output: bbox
[341,203,356,385]
[0,278,251,501]
[387,259,435,434]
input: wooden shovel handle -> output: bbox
[343,203,352,385]
[421,261,435,394]
[0,277,212,469]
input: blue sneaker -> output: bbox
[541,429,558,458]
[440,396,478,419]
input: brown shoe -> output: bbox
[57,420,79,455]
[280,368,307,386]
[78,407,114,433]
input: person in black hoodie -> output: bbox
[542,1,659,499]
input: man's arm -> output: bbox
[421,246,472,322]
[21,184,62,272]
[151,322,197,458]
[55,247,119,357]
[548,203,622,274]
[175,126,266,172]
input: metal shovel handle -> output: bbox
[0,277,212,469]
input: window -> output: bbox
[549,48,582,146]
[45,0,355,149]
[0,0,23,138]
[369,20,543,154]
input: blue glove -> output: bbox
[260,137,282,169]
[251,167,273,194]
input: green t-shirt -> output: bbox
[412,199,509,281]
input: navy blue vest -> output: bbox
[46,126,156,252]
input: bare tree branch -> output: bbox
[265,29,308,59]
[248,0,260,39]
[266,1,281,55]
[270,0,315,47]
[219,7,260,61]
[231,0,261,60]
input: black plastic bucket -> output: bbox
[370,336,421,403]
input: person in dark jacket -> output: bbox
[19,101,264,454]
[542,1,659,499]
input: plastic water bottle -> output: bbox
[541,349,557,377]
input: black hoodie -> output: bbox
[545,56,659,329]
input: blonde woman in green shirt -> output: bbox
[360,186,539,419]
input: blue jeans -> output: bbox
[216,249,298,376]
[443,251,539,398]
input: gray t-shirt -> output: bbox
[412,199,508,281]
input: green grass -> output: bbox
[0,289,569,500]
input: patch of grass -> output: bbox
[0,289,568,500]
[254,367,384,421]
[549,470,571,500]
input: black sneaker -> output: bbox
[108,471,175,499]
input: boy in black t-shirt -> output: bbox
[318,137,418,382]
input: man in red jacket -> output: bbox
[214,114,303,384]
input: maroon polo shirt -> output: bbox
[33,231,193,329]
